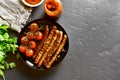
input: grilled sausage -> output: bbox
[44,30,63,66]
[34,26,57,64]
[46,34,67,68]
[37,30,59,67]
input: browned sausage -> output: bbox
[44,30,63,66]
[37,30,59,67]
[46,34,67,68]
[34,26,57,64]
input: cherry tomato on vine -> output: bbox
[26,31,34,40]
[20,36,29,44]
[29,23,39,32]
[19,45,27,53]
[28,41,36,49]
[34,31,43,40]
[25,48,34,57]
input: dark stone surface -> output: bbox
[2,0,120,80]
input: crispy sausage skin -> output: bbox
[46,35,67,68]
[34,26,57,64]
[37,30,59,67]
[44,30,63,66]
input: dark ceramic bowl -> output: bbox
[18,19,69,70]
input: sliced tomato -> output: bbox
[19,45,27,53]
[28,41,36,49]
[25,48,34,57]
[21,36,29,44]
[34,31,43,40]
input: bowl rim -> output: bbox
[21,0,44,7]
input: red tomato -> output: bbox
[19,45,27,53]
[25,48,34,57]
[21,36,29,44]
[28,41,36,49]
[34,31,43,40]
[26,31,34,40]
[29,23,39,32]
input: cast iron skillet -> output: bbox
[18,19,69,70]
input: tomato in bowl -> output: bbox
[18,19,69,70]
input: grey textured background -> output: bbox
[2,0,120,80]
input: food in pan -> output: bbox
[18,22,68,69]
[19,23,43,57]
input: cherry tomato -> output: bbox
[34,31,43,40]
[21,36,29,44]
[19,45,27,53]
[26,31,34,40]
[29,23,39,32]
[28,41,36,49]
[25,48,34,57]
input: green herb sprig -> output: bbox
[0,23,18,80]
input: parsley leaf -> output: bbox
[0,24,18,80]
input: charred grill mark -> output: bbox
[37,30,59,67]
[34,26,57,64]
[44,30,63,66]
[46,35,67,68]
